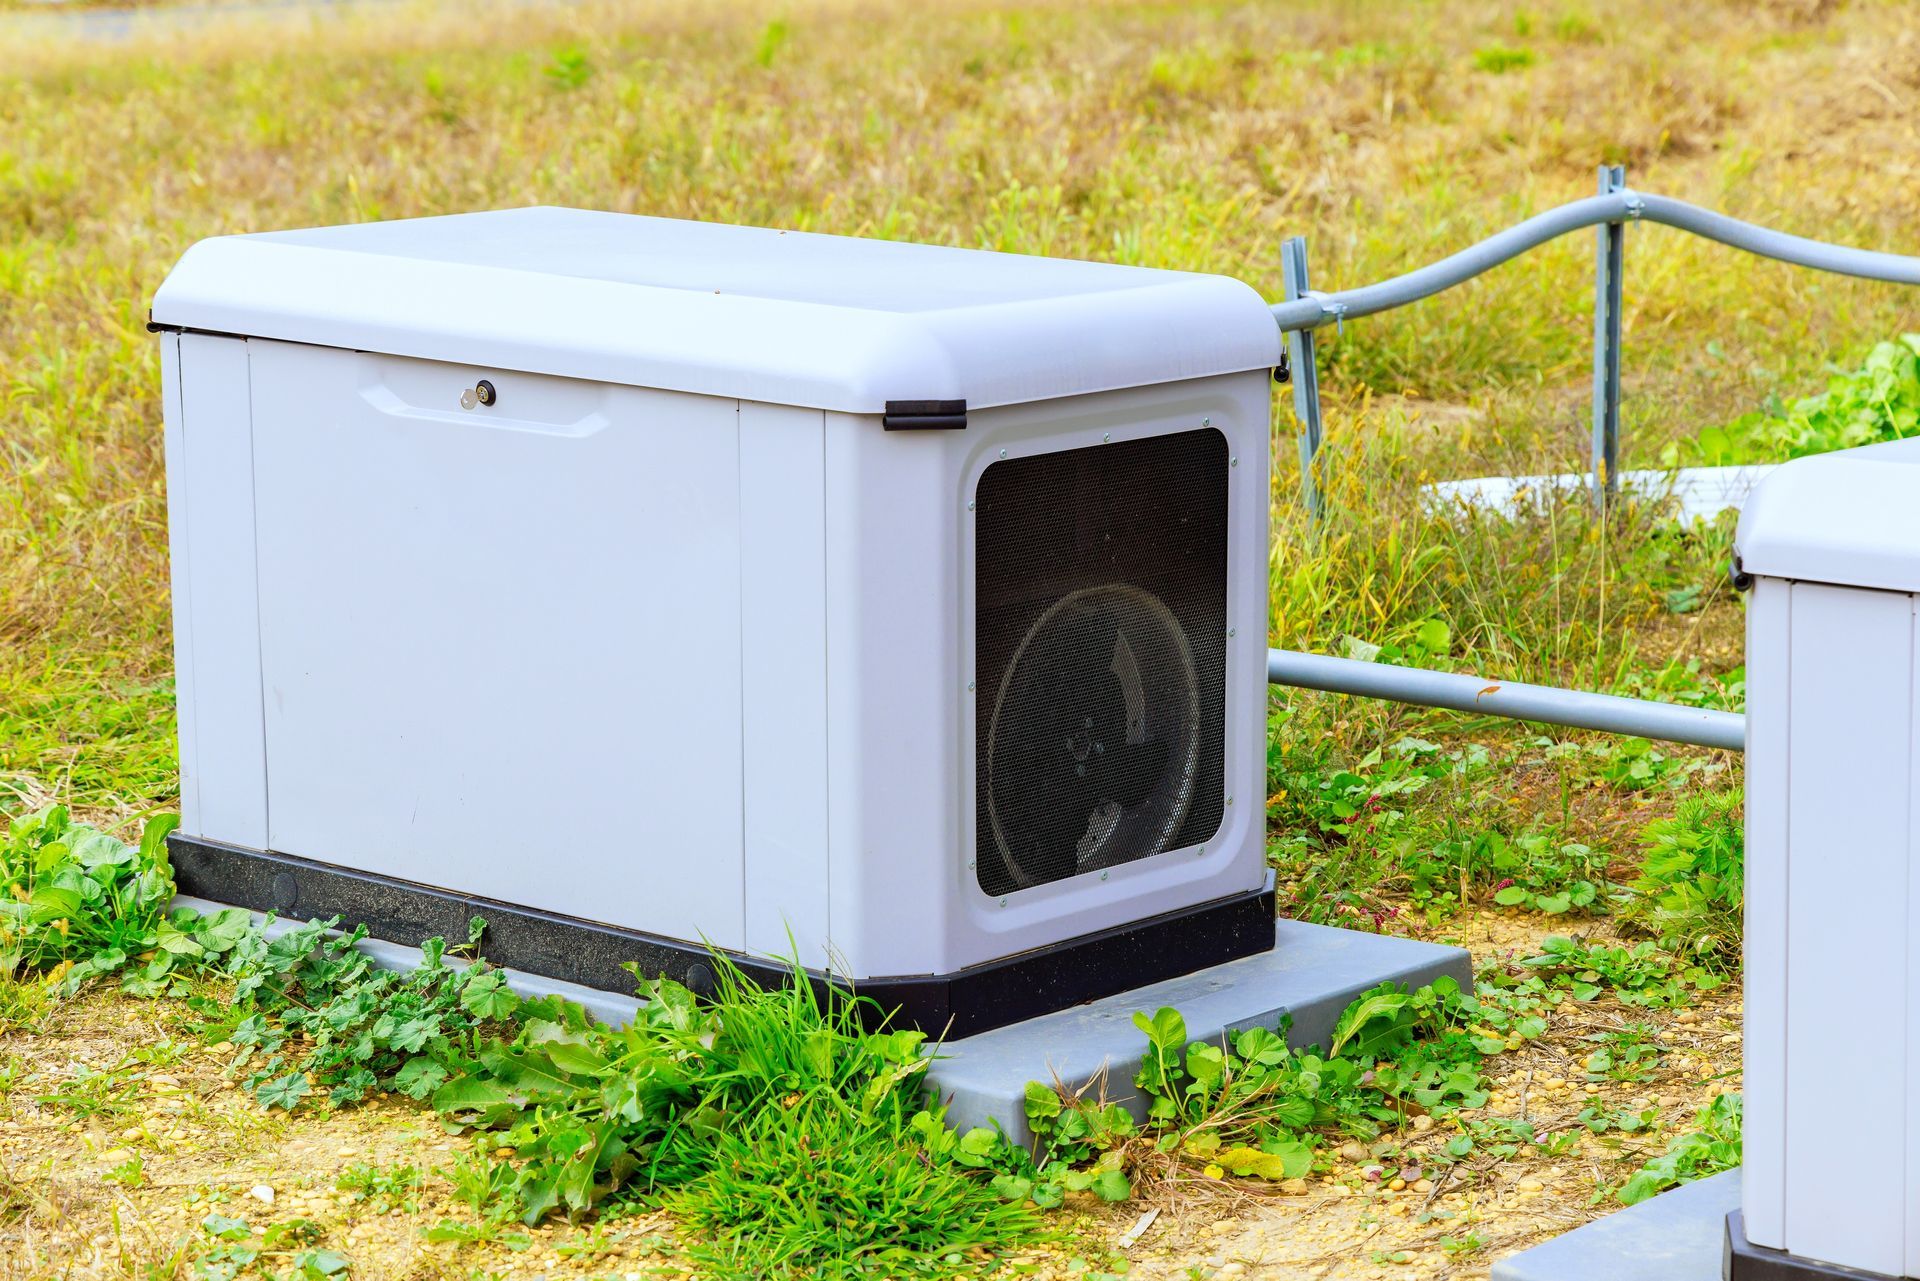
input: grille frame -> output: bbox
[962,420,1234,903]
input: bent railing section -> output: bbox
[1273,167,1920,509]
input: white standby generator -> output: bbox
[151,208,1285,1033]
[1733,439,1920,1281]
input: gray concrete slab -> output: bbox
[925,919,1472,1144]
[1490,1170,1738,1281]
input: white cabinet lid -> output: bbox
[1736,436,1920,593]
[151,207,1283,414]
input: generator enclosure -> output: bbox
[151,208,1283,1034]
[1735,437,1920,1280]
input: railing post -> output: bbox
[1592,163,1626,507]
[1280,235,1325,520]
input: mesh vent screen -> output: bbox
[974,428,1228,897]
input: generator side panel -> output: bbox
[160,334,198,830]
[739,401,831,968]
[1909,608,1920,1281]
[819,372,1272,983]
[1740,575,1788,1250]
[246,342,748,950]
[821,407,964,980]
[164,333,269,848]
[1782,581,1912,1277]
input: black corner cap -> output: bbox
[883,399,967,431]
[1725,1210,1900,1281]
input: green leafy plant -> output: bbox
[105,1153,146,1187]
[0,806,250,994]
[1582,1023,1663,1083]
[1479,835,1612,915]
[334,1162,425,1213]
[1016,976,1520,1202]
[428,956,1041,1274]
[191,1212,349,1281]
[223,916,520,1109]
[1672,336,1920,465]
[1517,936,1722,1006]
[423,1152,534,1252]
[1618,1092,1741,1204]
[1630,790,1743,972]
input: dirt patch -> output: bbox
[0,994,675,1279]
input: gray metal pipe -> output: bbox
[1269,189,1920,332]
[1267,648,1745,752]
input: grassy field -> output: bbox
[1,0,1917,1276]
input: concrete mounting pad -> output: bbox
[927,919,1472,1144]
[1490,1169,1739,1281]
[175,899,1469,1144]
[1424,465,1777,523]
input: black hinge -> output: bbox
[883,399,967,431]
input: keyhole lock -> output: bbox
[461,379,497,410]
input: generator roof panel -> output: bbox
[1736,436,1920,593]
[151,207,1284,413]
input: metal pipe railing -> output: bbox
[1267,647,1745,752]
[1269,187,1920,333]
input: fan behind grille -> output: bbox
[973,429,1228,897]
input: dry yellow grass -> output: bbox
[4,0,1917,693]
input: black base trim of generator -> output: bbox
[166,833,1275,1038]
[1725,1211,1901,1281]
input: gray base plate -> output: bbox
[926,918,1472,1143]
[1491,1170,1739,1281]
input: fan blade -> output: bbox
[1092,738,1169,809]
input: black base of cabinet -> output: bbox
[166,833,1276,1038]
[1725,1211,1905,1281]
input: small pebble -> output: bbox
[248,1185,276,1205]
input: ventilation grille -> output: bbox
[973,428,1228,897]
